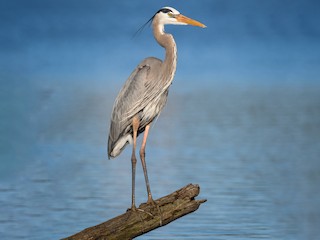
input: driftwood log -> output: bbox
[63,183,206,240]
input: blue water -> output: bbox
[1,1,320,239]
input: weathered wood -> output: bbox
[63,184,206,240]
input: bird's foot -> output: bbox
[145,197,163,226]
[127,199,163,226]
[127,204,155,217]
[127,205,137,212]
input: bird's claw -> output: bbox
[146,198,163,226]
[128,199,163,226]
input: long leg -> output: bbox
[140,124,163,225]
[139,124,153,203]
[131,116,140,210]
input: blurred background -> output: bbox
[1,0,319,239]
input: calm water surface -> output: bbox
[0,84,319,239]
[1,1,320,239]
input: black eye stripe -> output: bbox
[157,8,173,14]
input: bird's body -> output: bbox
[108,57,168,157]
[108,23,177,158]
[107,6,205,209]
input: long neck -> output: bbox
[153,21,177,86]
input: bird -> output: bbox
[108,6,206,210]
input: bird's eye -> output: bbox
[168,12,175,18]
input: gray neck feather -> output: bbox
[153,20,177,88]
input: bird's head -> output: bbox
[153,6,206,28]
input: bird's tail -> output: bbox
[108,134,132,159]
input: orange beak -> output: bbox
[176,14,206,28]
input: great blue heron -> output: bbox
[108,6,206,210]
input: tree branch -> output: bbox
[63,183,206,240]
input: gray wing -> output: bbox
[108,57,163,158]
